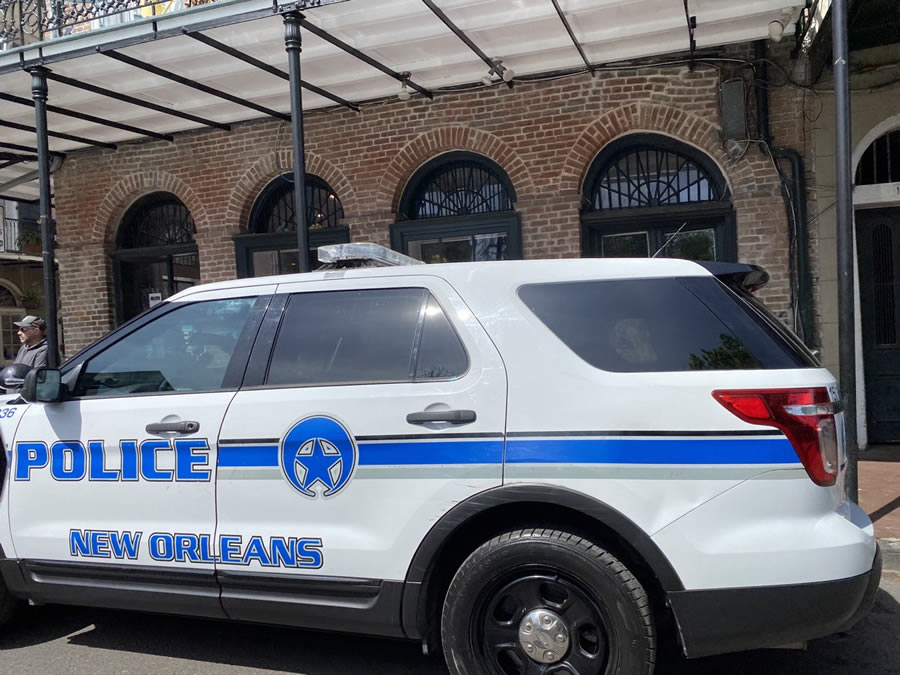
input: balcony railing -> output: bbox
[0,217,40,254]
[0,0,214,49]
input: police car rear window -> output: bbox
[518,277,814,372]
[267,288,468,386]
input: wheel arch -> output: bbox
[401,483,683,641]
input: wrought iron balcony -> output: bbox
[0,0,216,49]
[0,217,40,254]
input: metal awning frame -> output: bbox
[421,0,512,88]
[1,0,361,367]
[0,119,117,149]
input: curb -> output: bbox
[881,538,900,573]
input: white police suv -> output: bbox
[0,245,880,675]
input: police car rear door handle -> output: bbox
[145,421,200,434]
[406,410,476,425]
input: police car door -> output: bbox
[215,276,506,629]
[7,289,271,613]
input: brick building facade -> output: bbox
[52,43,814,356]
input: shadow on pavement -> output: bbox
[19,605,447,674]
[0,581,896,674]
[0,603,97,650]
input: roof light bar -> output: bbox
[317,243,425,268]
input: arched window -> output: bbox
[581,134,735,262]
[249,173,344,233]
[0,285,17,307]
[235,173,350,277]
[391,152,522,263]
[856,129,900,185]
[112,192,200,323]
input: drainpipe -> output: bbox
[772,147,815,348]
[754,41,771,148]
[754,42,815,347]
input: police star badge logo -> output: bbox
[280,415,357,497]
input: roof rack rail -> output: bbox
[317,243,425,269]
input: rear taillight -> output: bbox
[712,387,840,486]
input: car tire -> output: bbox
[441,528,655,675]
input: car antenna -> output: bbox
[651,221,688,258]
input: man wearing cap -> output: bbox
[13,316,48,368]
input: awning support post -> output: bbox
[284,11,310,273]
[29,66,59,367]
[832,0,857,501]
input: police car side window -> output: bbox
[518,278,809,372]
[267,288,467,387]
[76,298,257,397]
[414,294,468,380]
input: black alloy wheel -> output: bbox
[441,529,655,675]
[478,571,610,673]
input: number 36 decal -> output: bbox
[0,408,16,419]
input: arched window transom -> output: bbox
[249,174,344,234]
[856,129,900,185]
[585,143,725,211]
[392,152,522,263]
[117,193,196,249]
[403,156,515,220]
[581,134,734,263]
[0,286,16,307]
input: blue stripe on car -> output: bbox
[217,436,799,468]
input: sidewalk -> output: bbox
[859,445,900,570]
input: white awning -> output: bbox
[0,0,802,201]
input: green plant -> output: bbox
[17,231,42,248]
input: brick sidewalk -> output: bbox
[859,446,900,540]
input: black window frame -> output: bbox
[234,227,351,278]
[112,192,200,325]
[245,286,470,391]
[390,213,523,262]
[391,152,523,262]
[235,173,350,278]
[582,204,738,262]
[581,134,736,262]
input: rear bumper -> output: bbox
[668,545,882,658]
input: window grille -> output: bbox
[249,174,344,234]
[404,157,514,219]
[117,193,196,249]
[585,144,725,211]
[856,130,900,185]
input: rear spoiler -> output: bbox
[696,262,769,293]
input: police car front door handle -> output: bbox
[406,410,477,425]
[145,421,200,434]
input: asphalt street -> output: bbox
[0,571,897,674]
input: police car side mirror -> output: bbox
[21,368,65,404]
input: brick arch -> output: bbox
[226,150,356,234]
[560,102,735,197]
[93,170,207,248]
[378,127,534,215]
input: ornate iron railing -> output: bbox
[1,217,23,253]
[0,0,215,48]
